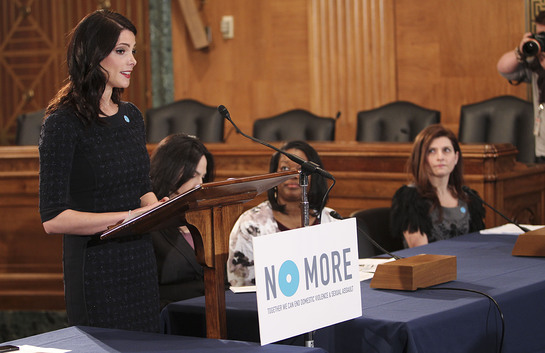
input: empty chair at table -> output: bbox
[350,207,404,258]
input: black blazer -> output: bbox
[151,227,204,308]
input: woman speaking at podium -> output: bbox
[39,10,164,332]
[226,140,338,287]
[390,124,485,248]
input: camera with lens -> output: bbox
[522,32,545,56]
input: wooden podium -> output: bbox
[101,171,298,339]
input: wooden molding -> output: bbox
[177,0,209,49]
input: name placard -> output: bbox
[253,218,362,345]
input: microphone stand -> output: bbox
[301,173,310,228]
[300,172,313,346]
[329,211,401,260]
[217,105,335,181]
[217,105,328,347]
[462,186,530,233]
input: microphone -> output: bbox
[462,186,530,233]
[329,211,401,260]
[217,105,335,180]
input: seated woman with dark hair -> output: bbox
[149,133,215,308]
[390,124,485,248]
[226,140,338,287]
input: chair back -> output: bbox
[15,108,46,145]
[350,207,404,258]
[356,101,440,142]
[146,99,224,143]
[252,109,336,141]
[458,95,534,163]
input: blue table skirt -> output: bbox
[162,233,545,353]
[2,325,328,353]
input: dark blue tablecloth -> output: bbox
[161,233,545,353]
[1,325,327,352]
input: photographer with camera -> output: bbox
[497,11,545,163]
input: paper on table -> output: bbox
[479,224,544,235]
[359,257,396,281]
[230,285,256,293]
[17,345,71,353]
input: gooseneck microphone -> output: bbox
[218,107,333,349]
[462,186,530,233]
[217,105,335,180]
[329,210,402,260]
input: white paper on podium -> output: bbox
[253,218,362,345]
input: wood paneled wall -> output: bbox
[0,0,532,144]
[172,0,313,143]
[172,0,528,142]
[0,0,150,145]
[395,0,529,133]
[308,0,396,140]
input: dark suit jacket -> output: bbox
[151,227,204,308]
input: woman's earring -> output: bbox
[273,187,278,200]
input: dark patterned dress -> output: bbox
[39,102,160,332]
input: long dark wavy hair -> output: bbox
[267,140,328,214]
[408,124,468,211]
[46,10,137,124]
[150,133,215,199]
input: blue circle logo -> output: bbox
[278,260,299,297]
[124,115,130,123]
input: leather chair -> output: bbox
[252,109,336,141]
[458,95,535,164]
[146,99,224,143]
[15,108,46,145]
[356,101,440,142]
[350,207,404,258]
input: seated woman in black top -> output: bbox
[390,124,485,248]
[149,133,215,308]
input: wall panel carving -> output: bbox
[0,0,150,145]
[308,0,396,140]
